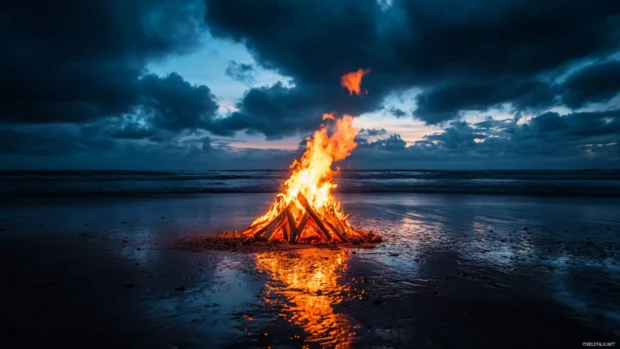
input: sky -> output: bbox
[1,0,619,170]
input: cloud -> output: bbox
[359,128,388,137]
[388,107,407,118]
[140,73,219,131]
[560,59,620,108]
[2,0,620,169]
[204,0,620,131]
[346,108,620,168]
[3,109,617,169]
[426,110,620,160]
[0,0,209,126]
[213,80,384,139]
[0,125,116,156]
[413,80,556,124]
[367,134,407,151]
[225,60,255,85]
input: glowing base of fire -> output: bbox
[241,192,381,245]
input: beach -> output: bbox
[1,191,619,348]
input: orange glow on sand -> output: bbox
[340,68,371,96]
[256,249,358,348]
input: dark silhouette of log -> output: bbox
[263,214,287,240]
[285,207,309,243]
[284,206,295,242]
[282,216,290,242]
[294,212,310,243]
[297,192,332,242]
[334,216,349,235]
[307,220,332,242]
[324,215,348,243]
[252,210,286,240]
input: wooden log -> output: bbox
[324,216,348,243]
[243,221,262,232]
[264,214,287,241]
[252,210,286,240]
[281,215,290,242]
[284,206,295,242]
[335,217,348,235]
[241,221,263,235]
[325,213,347,237]
[297,192,332,242]
[291,212,309,243]
[284,206,302,243]
[305,220,323,242]
[323,220,343,242]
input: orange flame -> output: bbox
[241,69,379,244]
[340,68,371,96]
[248,114,358,228]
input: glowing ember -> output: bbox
[340,68,371,96]
[239,69,380,244]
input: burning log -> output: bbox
[296,192,333,242]
[240,191,368,244]
[285,207,309,243]
[226,68,381,246]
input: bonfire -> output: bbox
[239,69,381,245]
[182,69,381,251]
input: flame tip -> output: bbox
[340,68,371,96]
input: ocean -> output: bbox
[2,169,620,198]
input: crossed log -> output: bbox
[242,192,351,243]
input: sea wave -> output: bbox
[1,170,620,198]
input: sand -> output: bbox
[1,193,619,348]
[178,230,382,253]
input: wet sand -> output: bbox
[1,193,619,348]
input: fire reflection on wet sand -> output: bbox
[255,249,358,348]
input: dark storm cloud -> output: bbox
[0,0,216,128]
[204,0,620,130]
[529,112,569,133]
[359,128,388,137]
[2,0,620,169]
[424,121,487,150]
[203,0,408,135]
[213,80,383,139]
[0,125,115,156]
[107,122,159,140]
[413,80,557,124]
[366,134,407,151]
[140,73,219,131]
[388,108,407,118]
[225,61,256,85]
[560,59,620,109]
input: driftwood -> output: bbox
[296,192,333,242]
[243,192,359,243]
[323,213,349,242]
[285,207,309,243]
[252,209,286,240]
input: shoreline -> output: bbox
[1,193,619,347]
[2,190,620,205]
